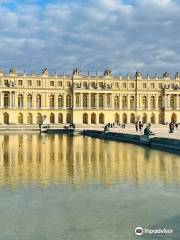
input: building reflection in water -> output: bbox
[0,133,180,189]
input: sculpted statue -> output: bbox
[163,72,169,78]
[73,68,81,76]
[9,68,16,74]
[42,68,48,75]
[135,71,141,78]
[175,72,179,78]
[104,69,112,77]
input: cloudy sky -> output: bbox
[0,0,180,75]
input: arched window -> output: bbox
[115,113,120,124]
[75,94,80,107]
[99,95,104,108]
[142,113,147,123]
[58,113,63,123]
[27,113,33,124]
[83,113,88,124]
[4,93,10,108]
[50,113,55,124]
[58,95,63,108]
[91,95,96,108]
[150,113,156,124]
[114,96,119,109]
[130,96,135,109]
[49,95,55,108]
[18,94,23,108]
[122,96,127,109]
[142,96,147,109]
[122,113,127,123]
[66,95,71,108]
[36,94,41,108]
[37,113,43,124]
[158,96,163,109]
[91,113,96,124]
[150,96,155,109]
[170,95,176,109]
[18,113,23,124]
[99,113,104,124]
[171,113,177,122]
[83,95,88,108]
[66,113,72,123]
[130,113,135,123]
[27,94,32,108]
[159,112,164,124]
[3,112,9,124]
[107,95,111,108]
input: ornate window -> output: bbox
[142,96,147,109]
[58,95,63,108]
[122,96,127,109]
[83,95,88,108]
[99,95,104,108]
[36,94,41,108]
[130,96,135,109]
[49,95,55,108]
[91,95,96,108]
[66,95,71,108]
[114,96,119,109]
[18,94,23,108]
[27,94,32,108]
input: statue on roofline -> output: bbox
[104,69,112,77]
[73,68,81,76]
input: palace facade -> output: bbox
[0,67,179,125]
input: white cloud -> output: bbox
[0,0,179,76]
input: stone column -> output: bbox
[63,94,66,109]
[119,95,122,109]
[127,94,130,110]
[155,95,159,109]
[14,93,18,108]
[88,93,91,109]
[0,92,3,108]
[111,94,114,109]
[24,93,27,109]
[55,93,58,109]
[80,93,83,109]
[104,94,107,109]
[96,94,99,109]
[176,95,180,110]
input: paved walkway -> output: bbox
[108,124,180,140]
[74,124,180,140]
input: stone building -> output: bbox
[0,67,179,125]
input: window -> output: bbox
[58,81,62,87]
[83,82,87,88]
[115,82,119,88]
[151,83,155,89]
[50,81,54,87]
[4,80,9,86]
[18,80,23,86]
[99,82,103,88]
[91,82,96,88]
[28,80,32,86]
[159,83,163,89]
[143,83,147,89]
[37,80,41,87]
[130,83,134,88]
[123,82,127,88]
[67,81,71,87]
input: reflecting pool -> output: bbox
[0,133,180,240]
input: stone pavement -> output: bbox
[108,124,180,140]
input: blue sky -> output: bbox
[0,0,180,76]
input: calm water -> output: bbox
[0,133,180,240]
